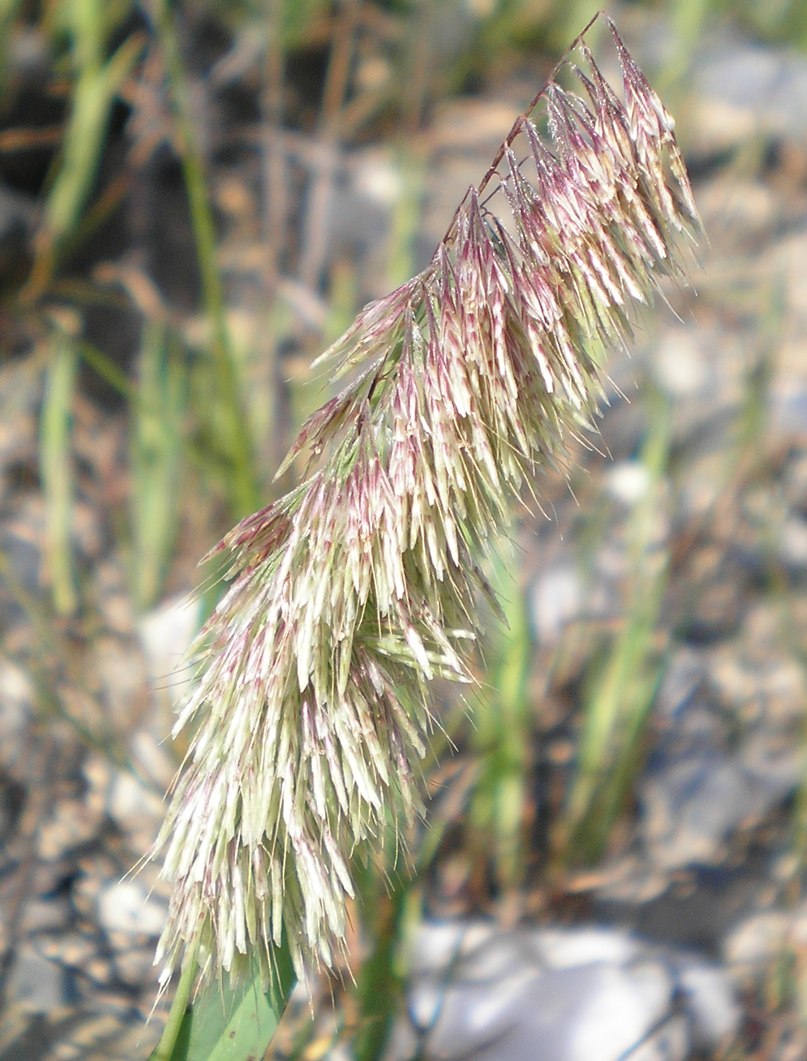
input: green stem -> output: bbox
[149,941,200,1061]
[353,880,407,1061]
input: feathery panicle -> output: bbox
[153,14,702,992]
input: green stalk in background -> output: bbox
[561,389,673,865]
[130,323,187,612]
[468,538,532,891]
[40,332,80,616]
[151,0,259,519]
[0,0,25,93]
[26,0,142,297]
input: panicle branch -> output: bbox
[153,13,702,992]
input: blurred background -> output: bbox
[0,0,806,1057]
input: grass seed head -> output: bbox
[152,13,702,993]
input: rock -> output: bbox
[37,797,103,862]
[96,879,167,938]
[529,563,585,645]
[7,945,68,1014]
[653,328,711,400]
[0,658,33,783]
[83,755,164,841]
[602,460,653,506]
[137,593,201,713]
[19,895,71,937]
[692,34,807,154]
[669,952,741,1050]
[642,752,778,869]
[780,514,807,573]
[640,642,802,870]
[723,910,791,982]
[389,921,739,1061]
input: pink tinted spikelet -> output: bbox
[153,14,701,992]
